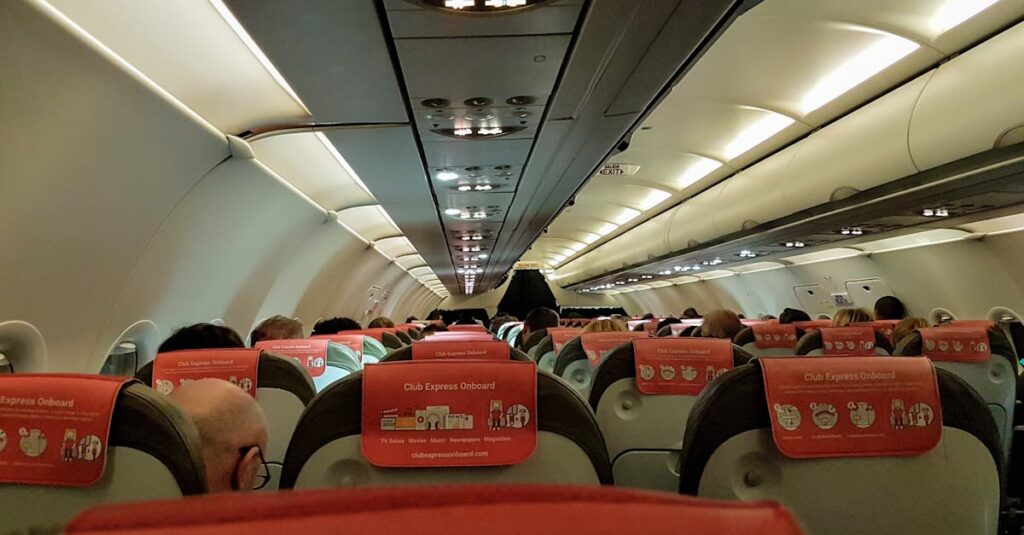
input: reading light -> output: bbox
[437,170,459,181]
[444,208,461,215]
[474,184,493,191]
[457,185,472,191]
[724,111,795,159]
[801,32,919,114]
[460,212,472,219]
[478,253,488,259]
[677,157,723,189]
[931,0,1000,34]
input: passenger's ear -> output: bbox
[235,447,261,492]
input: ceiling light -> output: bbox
[627,278,638,282]
[444,0,474,8]
[459,212,472,219]
[209,0,308,114]
[851,227,863,236]
[595,223,618,237]
[471,235,483,241]
[738,250,757,258]
[638,190,672,210]
[677,157,723,189]
[801,33,919,114]
[444,208,461,215]
[567,242,586,252]
[931,0,999,34]
[724,111,795,159]
[613,208,641,225]
[673,266,683,271]
[474,184,493,191]
[456,268,466,274]
[922,208,935,217]
[437,170,459,181]
[453,128,473,136]
[552,254,567,264]
[457,185,472,191]
[478,253,488,259]
[472,211,487,219]
[581,233,601,245]
[691,265,701,271]
[641,275,653,279]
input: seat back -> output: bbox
[553,332,649,398]
[281,366,612,489]
[314,342,362,392]
[679,359,1002,535]
[589,339,754,491]
[521,327,549,356]
[0,378,206,532]
[734,325,804,358]
[895,326,1017,463]
[379,344,532,363]
[67,484,804,535]
[794,326,892,356]
[137,351,314,491]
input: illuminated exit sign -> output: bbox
[597,163,640,176]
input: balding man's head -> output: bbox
[171,379,268,493]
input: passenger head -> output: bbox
[700,310,743,340]
[641,313,656,320]
[582,319,626,333]
[568,312,583,319]
[404,316,418,323]
[523,307,560,338]
[657,317,682,332]
[367,317,395,329]
[455,312,478,325]
[310,317,361,335]
[831,308,873,327]
[426,309,443,321]
[874,296,908,321]
[892,317,930,347]
[420,324,448,335]
[159,323,244,353]
[778,307,811,324]
[249,315,303,346]
[682,308,701,319]
[170,379,268,493]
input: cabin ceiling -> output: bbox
[523,0,1023,279]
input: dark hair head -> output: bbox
[404,316,418,323]
[657,317,682,331]
[420,324,448,335]
[778,308,812,324]
[641,313,656,320]
[249,315,304,346]
[524,307,560,330]
[426,309,443,321]
[160,323,244,353]
[311,317,362,336]
[874,296,907,321]
[368,317,395,329]
[682,308,700,319]
[567,312,583,319]
[700,310,743,340]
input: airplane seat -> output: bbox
[0,378,206,532]
[395,330,413,345]
[894,326,1017,464]
[534,335,554,363]
[379,345,532,363]
[734,326,806,357]
[680,326,699,337]
[588,340,754,491]
[521,328,549,354]
[313,342,362,392]
[679,359,1003,535]
[794,328,892,356]
[506,324,525,345]
[553,337,591,395]
[137,352,315,491]
[656,326,673,337]
[380,332,404,351]
[66,484,803,534]
[279,370,613,489]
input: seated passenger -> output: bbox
[892,316,929,346]
[249,315,303,346]
[311,317,361,336]
[520,307,560,344]
[657,317,682,331]
[159,323,244,353]
[874,296,908,321]
[404,316,418,323]
[831,307,873,327]
[641,313,656,320]
[420,324,448,335]
[454,312,480,325]
[778,307,811,324]
[426,309,444,322]
[367,317,395,329]
[758,314,777,320]
[567,312,583,319]
[170,379,269,493]
[700,310,743,340]
[681,307,701,319]
[582,319,626,333]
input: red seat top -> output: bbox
[67,484,802,535]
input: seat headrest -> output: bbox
[137,351,315,405]
[794,327,893,355]
[279,370,613,488]
[894,326,1017,370]
[678,361,1003,494]
[380,344,531,363]
[67,484,803,534]
[588,341,755,410]
[734,325,805,348]
[520,328,549,353]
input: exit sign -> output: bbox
[597,163,640,176]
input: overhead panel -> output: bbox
[386,3,579,294]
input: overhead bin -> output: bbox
[558,21,1024,287]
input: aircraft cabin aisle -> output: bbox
[2,0,1024,534]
